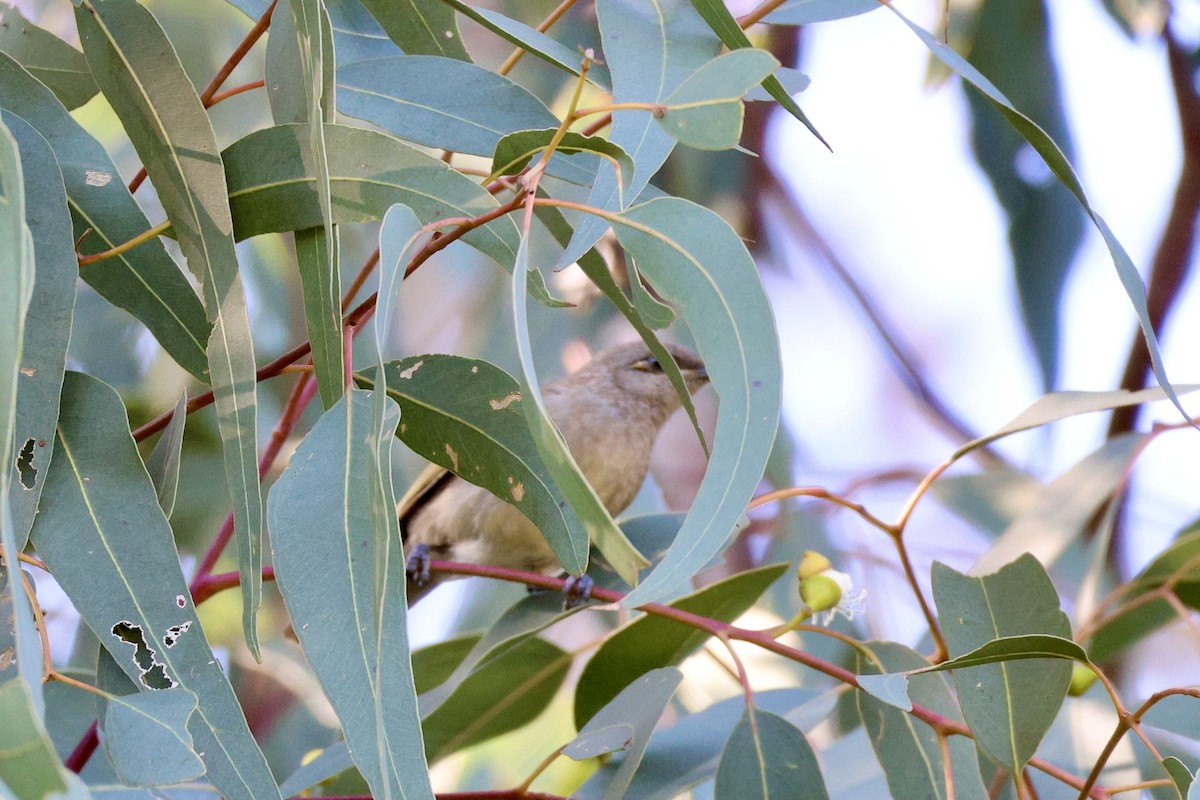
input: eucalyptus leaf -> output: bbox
[5,111,75,553]
[0,52,211,381]
[144,393,187,519]
[933,555,1072,772]
[575,563,787,727]
[77,0,264,656]
[29,373,280,800]
[614,197,781,607]
[0,5,97,109]
[0,679,74,800]
[338,56,558,156]
[657,49,779,151]
[714,708,829,800]
[358,0,468,60]
[103,689,204,787]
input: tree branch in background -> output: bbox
[1107,27,1200,438]
[762,165,1011,469]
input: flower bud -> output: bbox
[1068,663,1097,697]
[799,573,843,613]
[797,550,833,580]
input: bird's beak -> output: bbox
[685,365,708,386]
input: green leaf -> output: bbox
[29,372,280,800]
[78,0,264,656]
[565,668,682,800]
[437,1,611,90]
[953,385,1200,461]
[855,673,912,711]
[511,234,634,579]
[0,4,98,109]
[657,49,780,151]
[338,56,559,156]
[491,129,633,190]
[0,52,211,381]
[1163,756,1192,800]
[5,111,74,552]
[614,197,781,607]
[889,4,1195,428]
[685,0,828,148]
[356,355,592,580]
[972,433,1142,575]
[714,708,829,800]
[963,0,1083,389]
[277,741,352,798]
[579,688,832,800]
[1086,530,1200,662]
[421,636,571,763]
[412,634,481,696]
[856,642,988,800]
[556,0,720,269]
[764,0,880,24]
[144,393,187,519]
[267,391,434,800]
[269,0,344,409]
[359,0,469,60]
[104,689,204,786]
[575,563,787,727]
[222,122,519,267]
[0,114,42,708]
[0,679,74,800]
[932,554,1072,771]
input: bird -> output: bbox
[399,341,709,606]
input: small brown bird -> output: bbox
[400,341,708,606]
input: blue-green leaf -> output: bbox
[657,49,780,151]
[0,4,98,109]
[78,0,264,656]
[714,708,829,800]
[104,689,204,786]
[614,197,781,607]
[358,0,468,59]
[29,372,280,800]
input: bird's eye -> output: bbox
[633,357,664,373]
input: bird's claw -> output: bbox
[405,543,432,586]
[562,574,594,609]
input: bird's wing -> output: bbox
[396,461,456,532]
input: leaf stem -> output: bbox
[497,0,581,76]
[76,220,172,266]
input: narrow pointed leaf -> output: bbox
[0,52,210,381]
[764,0,880,24]
[614,197,781,607]
[973,433,1142,575]
[511,234,627,577]
[77,0,264,655]
[657,49,779,150]
[575,563,788,727]
[222,123,519,267]
[566,668,682,800]
[338,56,558,156]
[0,4,98,109]
[277,742,353,797]
[29,372,280,800]
[269,0,344,408]
[359,0,468,59]
[437,1,612,90]
[0,679,74,800]
[144,393,187,519]
[268,391,434,800]
[932,554,1072,772]
[714,708,829,800]
[953,384,1200,461]
[0,115,43,705]
[685,0,828,147]
[556,0,719,269]
[104,689,204,786]
[856,642,988,800]
[421,636,571,763]
[890,4,1194,428]
[4,113,75,555]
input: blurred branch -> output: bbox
[1107,27,1200,438]
[761,165,1012,470]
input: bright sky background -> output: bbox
[761,0,1200,675]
